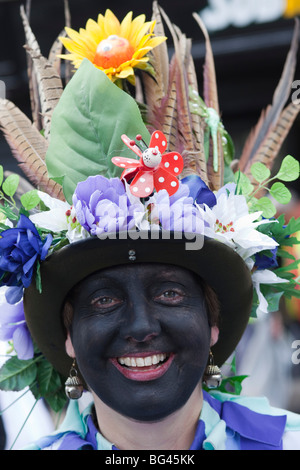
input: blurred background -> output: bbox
[0,0,300,449]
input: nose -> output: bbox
[120,298,161,343]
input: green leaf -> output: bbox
[0,356,37,391]
[276,155,299,182]
[2,174,19,198]
[20,190,40,211]
[33,359,67,412]
[234,170,254,196]
[269,182,292,204]
[252,197,276,218]
[250,162,271,183]
[46,59,151,203]
[0,165,3,186]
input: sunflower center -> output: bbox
[94,35,134,69]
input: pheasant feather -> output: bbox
[238,18,300,182]
[0,99,64,200]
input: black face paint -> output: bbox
[69,263,211,422]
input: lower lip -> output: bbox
[110,354,175,382]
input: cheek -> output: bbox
[70,314,117,366]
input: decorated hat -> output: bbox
[0,3,300,413]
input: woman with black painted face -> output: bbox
[63,263,219,449]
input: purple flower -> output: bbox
[0,297,34,359]
[148,185,204,233]
[0,214,52,304]
[73,175,144,237]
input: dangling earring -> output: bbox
[203,350,222,389]
[65,360,84,399]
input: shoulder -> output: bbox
[207,391,300,450]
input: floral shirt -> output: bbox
[25,391,300,450]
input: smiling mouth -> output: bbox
[111,353,174,381]
[118,353,168,368]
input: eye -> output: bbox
[154,289,184,304]
[91,296,122,310]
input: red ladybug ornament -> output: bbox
[111,130,184,197]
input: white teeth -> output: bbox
[117,353,167,367]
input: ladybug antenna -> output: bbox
[136,134,148,150]
[129,139,143,152]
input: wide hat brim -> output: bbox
[24,231,253,380]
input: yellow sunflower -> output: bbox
[59,9,166,83]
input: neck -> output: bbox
[92,386,203,450]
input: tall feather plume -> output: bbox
[153,7,208,183]
[20,4,42,130]
[48,0,73,83]
[0,99,64,200]
[238,18,300,184]
[192,12,224,191]
[143,1,169,127]
[48,29,66,76]
[24,47,64,140]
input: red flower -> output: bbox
[112,130,184,197]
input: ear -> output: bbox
[65,331,76,358]
[210,326,219,347]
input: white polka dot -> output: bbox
[174,155,178,160]
[158,177,165,183]
[133,187,138,192]
[120,164,126,167]
[115,158,120,161]
[164,162,170,168]
[140,177,146,183]
[174,167,179,173]
[170,181,177,187]
[162,141,166,147]
[145,187,151,193]
[127,160,133,164]
[155,133,159,139]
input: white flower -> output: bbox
[29,191,90,243]
[196,192,278,259]
[252,269,288,317]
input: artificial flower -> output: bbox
[59,9,166,83]
[29,191,90,243]
[0,215,52,304]
[196,191,278,258]
[72,175,145,237]
[255,246,279,270]
[112,130,184,197]
[181,174,216,208]
[144,184,204,234]
[0,293,34,360]
[252,270,289,317]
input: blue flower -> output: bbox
[254,246,279,270]
[0,215,52,304]
[0,296,34,360]
[181,175,216,208]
